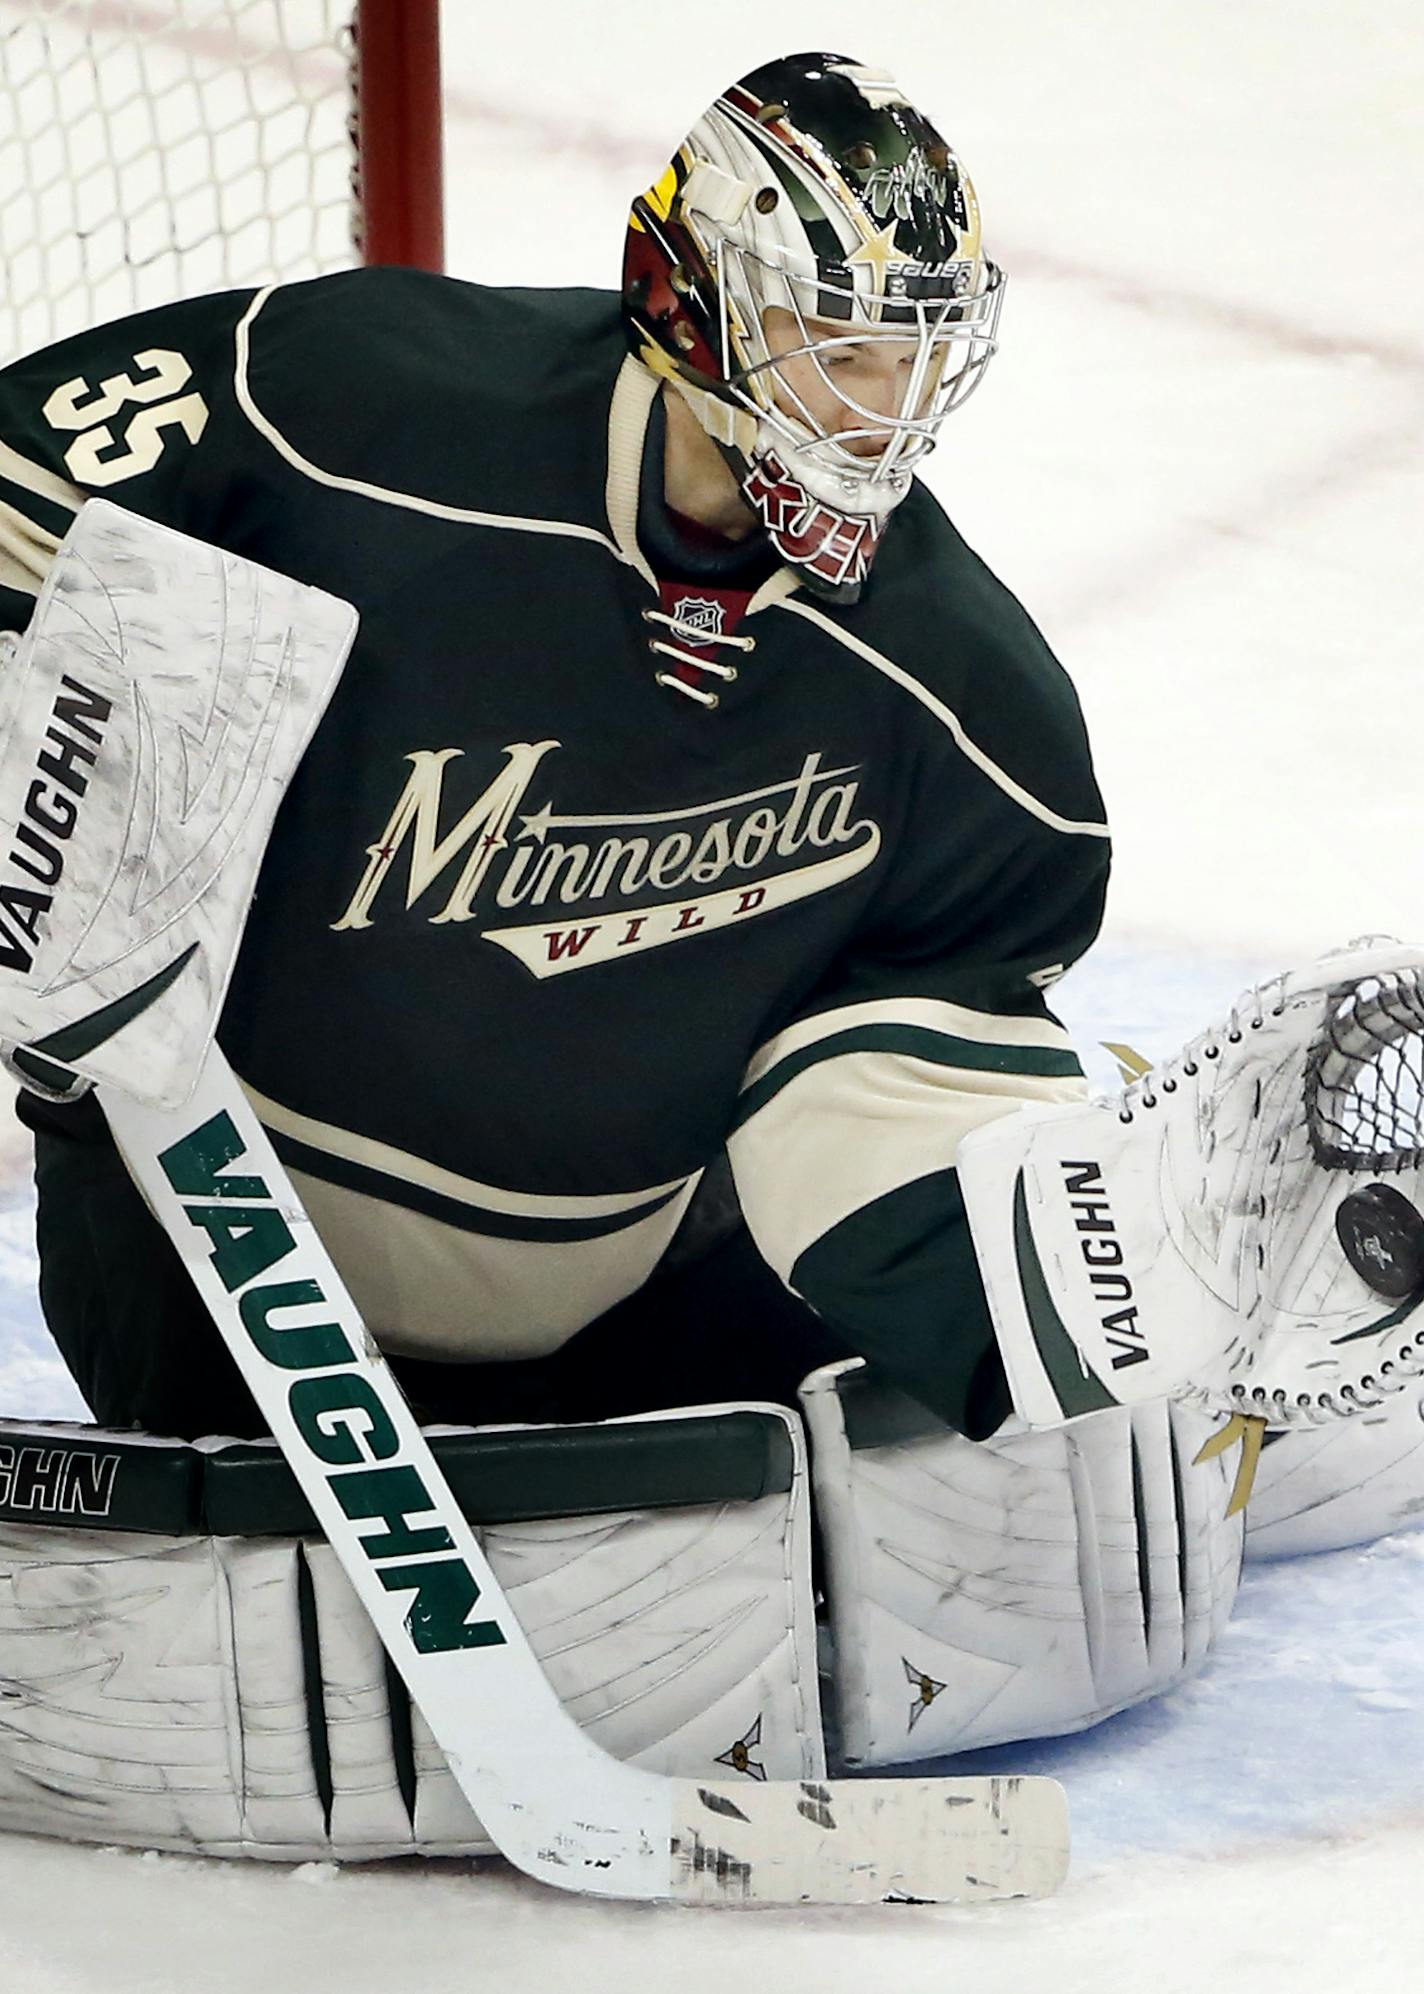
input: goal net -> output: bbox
[0,0,443,364]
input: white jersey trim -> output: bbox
[773,596,1111,840]
[0,437,84,516]
[290,1167,699,1361]
[0,495,61,595]
[242,1078,693,1222]
[730,1049,1087,1279]
[234,288,623,553]
[603,358,805,611]
[743,995,1077,1091]
[604,357,658,587]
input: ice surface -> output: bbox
[1,0,1422,1983]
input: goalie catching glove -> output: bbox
[958,940,1424,1431]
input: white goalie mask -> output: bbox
[624,53,1004,602]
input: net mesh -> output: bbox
[1305,970,1424,1174]
[0,0,358,364]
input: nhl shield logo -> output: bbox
[669,595,725,648]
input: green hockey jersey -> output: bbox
[0,267,1109,1431]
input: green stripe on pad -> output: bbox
[1011,1169,1117,1418]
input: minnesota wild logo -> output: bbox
[332,743,881,978]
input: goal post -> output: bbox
[0,0,446,365]
[353,0,443,272]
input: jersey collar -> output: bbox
[604,356,801,618]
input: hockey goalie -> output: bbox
[0,49,1419,1891]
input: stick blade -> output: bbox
[669,1773,1068,1906]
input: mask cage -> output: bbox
[713,238,1004,489]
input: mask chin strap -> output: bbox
[666,373,759,457]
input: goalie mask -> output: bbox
[623,52,1004,603]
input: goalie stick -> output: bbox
[0,502,1070,1906]
[104,1049,1069,1905]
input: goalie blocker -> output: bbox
[0,498,355,1106]
[958,941,1424,1431]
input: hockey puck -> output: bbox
[1335,1183,1424,1300]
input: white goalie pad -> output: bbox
[0,499,356,1108]
[1245,1379,1424,1559]
[0,1409,823,1861]
[801,1361,1243,1766]
[958,941,1424,1431]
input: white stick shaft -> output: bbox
[104,1048,674,1898]
[102,1048,1070,1906]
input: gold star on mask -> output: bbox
[844,219,905,288]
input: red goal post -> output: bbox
[0,0,445,363]
[352,0,443,270]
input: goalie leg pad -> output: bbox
[801,1361,1244,1766]
[0,1406,823,1859]
[1245,1379,1424,1559]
